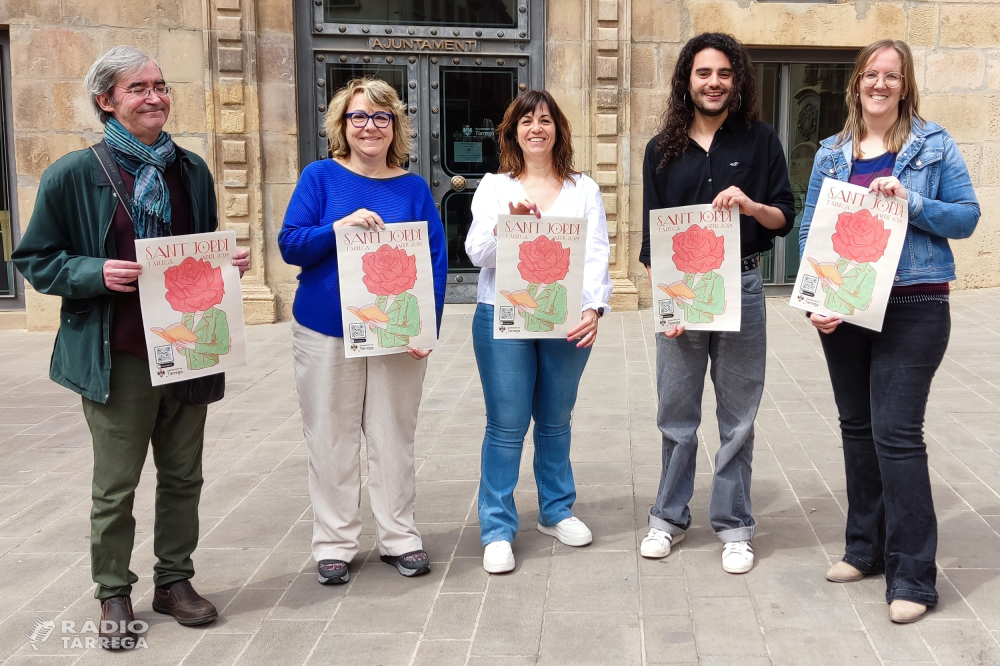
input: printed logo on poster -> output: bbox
[790,178,907,332]
[335,221,438,358]
[134,231,248,386]
[493,215,589,339]
[648,204,742,333]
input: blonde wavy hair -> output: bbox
[325,78,412,167]
[837,40,924,159]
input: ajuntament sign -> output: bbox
[369,38,479,52]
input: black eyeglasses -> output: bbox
[344,112,394,129]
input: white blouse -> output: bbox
[465,172,613,312]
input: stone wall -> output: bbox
[626,0,1000,305]
[1,0,290,330]
[4,1,999,329]
[2,1,211,329]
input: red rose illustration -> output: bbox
[164,257,225,313]
[362,244,418,296]
[517,235,571,284]
[831,209,891,263]
[672,224,725,274]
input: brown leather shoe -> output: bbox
[99,596,137,650]
[152,580,218,626]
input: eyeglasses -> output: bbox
[861,70,903,88]
[344,112,394,129]
[117,84,171,98]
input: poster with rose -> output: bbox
[494,215,588,339]
[334,221,437,358]
[790,178,907,332]
[135,230,247,386]
[649,204,742,332]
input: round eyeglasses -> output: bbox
[861,70,903,88]
[344,112,394,129]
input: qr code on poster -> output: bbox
[800,274,819,298]
[658,299,674,317]
[349,323,366,342]
[154,344,174,367]
[499,306,515,325]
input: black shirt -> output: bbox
[640,114,795,266]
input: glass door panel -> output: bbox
[326,62,409,105]
[431,59,525,271]
[323,0,518,27]
[785,63,851,282]
[441,67,515,177]
[441,191,475,270]
[0,47,13,298]
[754,63,781,284]
[319,58,419,170]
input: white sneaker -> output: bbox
[483,540,515,573]
[537,516,593,547]
[722,540,754,574]
[640,528,684,559]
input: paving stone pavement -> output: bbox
[2,291,1000,665]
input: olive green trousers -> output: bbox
[81,353,207,599]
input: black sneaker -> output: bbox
[380,550,431,577]
[317,559,350,585]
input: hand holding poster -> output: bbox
[649,205,742,332]
[790,178,907,332]
[135,231,247,385]
[494,215,588,339]
[335,221,437,358]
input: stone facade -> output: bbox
[621,0,1000,304]
[2,0,998,328]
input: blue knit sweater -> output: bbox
[278,159,448,338]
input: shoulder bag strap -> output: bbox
[91,141,134,222]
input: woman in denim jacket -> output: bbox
[799,39,979,624]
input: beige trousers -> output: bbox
[292,320,426,562]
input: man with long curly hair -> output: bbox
[639,33,795,574]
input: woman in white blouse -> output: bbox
[465,90,613,573]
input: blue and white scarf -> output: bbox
[103,117,177,239]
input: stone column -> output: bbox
[592,0,638,310]
[205,0,276,323]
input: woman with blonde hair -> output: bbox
[466,90,612,573]
[279,78,448,584]
[799,40,979,622]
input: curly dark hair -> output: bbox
[654,33,759,170]
[498,90,579,184]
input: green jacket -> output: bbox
[179,307,230,370]
[522,282,569,332]
[680,271,725,324]
[11,145,218,403]
[375,291,420,348]
[823,259,876,315]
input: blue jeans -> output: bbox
[819,300,949,606]
[650,269,766,543]
[472,304,593,545]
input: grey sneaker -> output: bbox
[380,550,431,577]
[317,559,350,585]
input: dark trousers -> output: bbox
[819,300,950,606]
[81,353,207,599]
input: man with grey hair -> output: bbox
[13,46,249,649]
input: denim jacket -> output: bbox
[798,121,980,286]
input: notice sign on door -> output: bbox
[454,142,483,162]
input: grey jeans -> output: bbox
[649,268,766,543]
